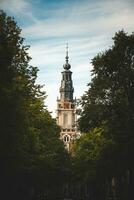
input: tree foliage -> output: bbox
[0,10,69,200]
[79,30,134,168]
[73,31,134,199]
[79,30,134,134]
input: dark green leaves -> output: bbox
[0,10,69,199]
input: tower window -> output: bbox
[63,135,70,143]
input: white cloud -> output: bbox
[23,11,133,40]
[0,0,38,23]
[0,0,29,13]
[21,0,134,39]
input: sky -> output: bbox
[0,0,134,117]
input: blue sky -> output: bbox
[0,0,134,117]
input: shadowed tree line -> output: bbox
[0,10,134,200]
[0,10,70,200]
[72,30,134,200]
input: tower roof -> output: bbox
[63,43,71,70]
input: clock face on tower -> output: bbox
[64,102,69,109]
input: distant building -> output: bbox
[56,45,80,151]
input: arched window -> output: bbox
[63,135,70,143]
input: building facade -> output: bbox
[56,45,80,151]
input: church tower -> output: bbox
[57,44,79,151]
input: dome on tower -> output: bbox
[63,62,71,70]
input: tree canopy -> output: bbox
[0,10,69,200]
[72,30,134,199]
[79,31,134,135]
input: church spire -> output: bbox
[65,43,69,63]
[63,43,71,70]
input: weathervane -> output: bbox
[66,43,69,63]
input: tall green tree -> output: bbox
[79,30,134,167]
[0,10,69,200]
[77,30,134,199]
[80,31,134,131]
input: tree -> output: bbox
[79,30,134,165]
[0,10,69,200]
[78,30,134,199]
[72,127,116,199]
